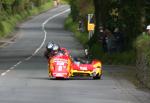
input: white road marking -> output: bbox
[0,8,70,77]
[25,56,32,61]
[9,67,15,70]
[6,70,10,73]
[1,72,6,76]
[1,69,10,76]
[33,8,70,55]
[13,61,22,67]
[1,61,22,76]
[16,61,22,66]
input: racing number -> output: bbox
[58,66,63,71]
[80,67,87,71]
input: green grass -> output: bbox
[0,21,13,37]
[61,0,69,4]
[64,16,88,45]
[0,2,53,38]
[90,42,136,65]
[136,35,150,52]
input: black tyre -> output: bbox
[93,73,101,80]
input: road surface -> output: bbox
[0,5,150,103]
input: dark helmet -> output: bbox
[52,44,60,55]
[46,42,54,52]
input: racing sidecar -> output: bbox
[71,58,102,79]
[48,48,102,79]
[48,53,72,79]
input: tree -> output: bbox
[91,0,116,46]
[119,0,144,49]
[91,0,145,49]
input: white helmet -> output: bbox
[146,25,150,30]
[46,42,54,52]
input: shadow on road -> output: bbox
[27,76,102,81]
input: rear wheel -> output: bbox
[93,73,101,80]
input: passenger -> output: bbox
[51,44,63,56]
[44,41,70,60]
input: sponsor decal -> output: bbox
[80,67,88,70]
[56,62,65,65]
[54,58,68,63]
[56,73,63,76]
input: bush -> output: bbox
[90,42,136,65]
[0,1,53,38]
[0,21,13,37]
[65,15,136,65]
[64,16,88,45]
[135,34,150,88]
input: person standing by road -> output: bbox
[142,25,150,36]
[113,27,124,52]
[98,26,108,52]
[146,25,150,35]
[105,28,115,54]
[78,18,84,32]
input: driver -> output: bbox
[44,42,66,59]
[44,42,54,59]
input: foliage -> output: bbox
[91,0,145,50]
[0,0,53,37]
[119,0,144,49]
[65,15,136,65]
[145,0,150,24]
[67,0,79,21]
[60,0,68,4]
[136,34,150,62]
[68,0,94,22]
[64,15,88,45]
[90,42,136,65]
[135,34,150,88]
[0,21,12,36]
[68,0,139,65]
[0,0,51,14]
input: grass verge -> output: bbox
[64,15,88,45]
[90,42,136,65]
[0,2,53,38]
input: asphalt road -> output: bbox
[0,5,150,103]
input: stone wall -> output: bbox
[136,35,150,88]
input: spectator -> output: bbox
[98,26,107,52]
[105,28,115,54]
[143,25,150,36]
[146,25,150,35]
[78,19,84,32]
[57,0,60,6]
[113,27,124,52]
